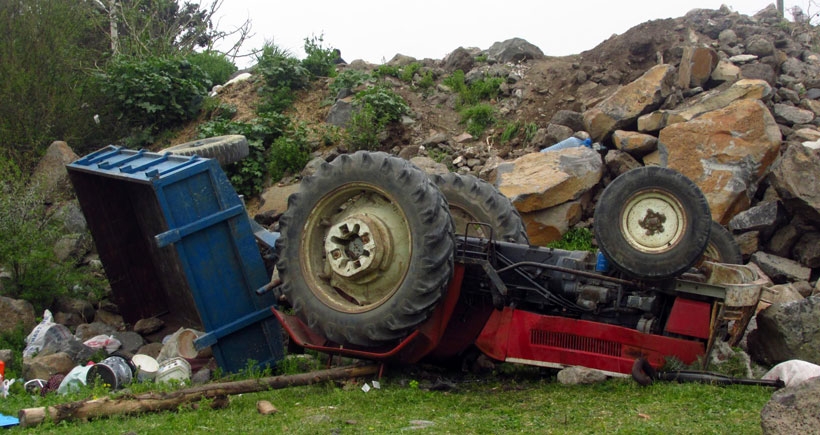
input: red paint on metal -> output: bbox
[475,308,705,374]
[664,298,712,339]
[273,265,467,363]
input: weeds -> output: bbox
[460,103,496,137]
[546,227,596,252]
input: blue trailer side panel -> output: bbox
[67,146,283,373]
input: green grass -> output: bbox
[0,367,772,434]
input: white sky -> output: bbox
[213,1,810,68]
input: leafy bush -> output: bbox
[546,227,595,252]
[197,111,290,196]
[329,69,370,97]
[372,64,400,78]
[400,62,422,82]
[301,34,337,78]
[353,86,409,123]
[347,86,409,150]
[443,70,504,107]
[347,105,383,151]
[0,167,70,311]
[460,103,496,137]
[256,44,311,112]
[187,50,237,86]
[100,56,211,140]
[500,121,521,144]
[267,124,312,182]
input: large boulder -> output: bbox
[0,296,35,334]
[678,46,718,89]
[490,147,603,213]
[520,200,584,246]
[747,295,820,365]
[485,38,544,64]
[659,99,782,224]
[638,79,772,132]
[769,144,820,225]
[760,377,820,434]
[31,141,79,201]
[583,64,676,141]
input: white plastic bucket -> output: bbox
[156,357,191,384]
[131,354,159,382]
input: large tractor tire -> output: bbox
[594,166,711,280]
[703,221,743,264]
[431,172,529,244]
[161,135,249,166]
[276,151,455,347]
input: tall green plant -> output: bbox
[301,34,337,78]
[99,55,211,145]
[0,170,70,311]
[256,44,311,112]
[0,0,110,165]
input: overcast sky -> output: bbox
[213,1,809,67]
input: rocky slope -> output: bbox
[4,5,820,412]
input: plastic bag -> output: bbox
[83,335,122,353]
[23,310,72,359]
[762,359,820,388]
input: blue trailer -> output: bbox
[67,146,283,373]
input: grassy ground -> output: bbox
[0,363,772,434]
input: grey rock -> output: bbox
[745,35,775,57]
[52,296,95,322]
[767,223,800,257]
[773,104,816,125]
[113,331,144,355]
[39,336,95,363]
[549,110,586,132]
[542,124,574,148]
[74,321,117,341]
[760,376,820,434]
[769,144,820,225]
[23,351,75,381]
[485,38,545,64]
[55,201,88,234]
[718,29,738,46]
[94,310,125,329]
[604,150,642,178]
[793,232,820,268]
[0,349,12,366]
[442,47,476,73]
[747,295,820,365]
[0,296,35,335]
[556,366,608,385]
[751,251,811,283]
[326,97,354,127]
[728,201,787,239]
[740,62,776,85]
[137,342,164,359]
[133,317,164,336]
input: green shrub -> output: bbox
[0,168,71,311]
[347,105,383,151]
[99,55,211,140]
[372,64,400,78]
[460,103,496,137]
[353,86,409,123]
[500,121,521,144]
[417,71,435,89]
[267,124,312,182]
[443,70,503,107]
[256,44,311,112]
[187,50,237,86]
[197,111,291,196]
[329,69,370,97]
[400,62,422,82]
[347,86,409,150]
[546,227,595,252]
[301,34,337,78]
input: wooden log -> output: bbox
[18,364,378,427]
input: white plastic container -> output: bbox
[156,357,191,384]
[131,354,160,382]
